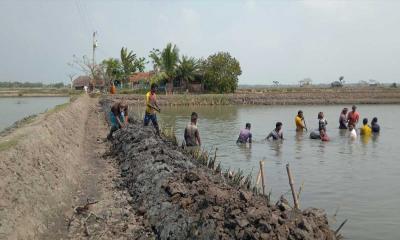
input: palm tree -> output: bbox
[120,47,136,85]
[160,43,179,84]
[176,56,199,89]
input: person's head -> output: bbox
[342,108,348,114]
[276,122,282,131]
[372,117,378,124]
[319,128,326,136]
[119,101,128,112]
[298,110,303,118]
[150,83,157,93]
[191,112,198,123]
[352,105,357,112]
[363,118,368,125]
[348,124,354,131]
[245,123,251,129]
[318,112,324,119]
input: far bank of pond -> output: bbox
[109,87,400,106]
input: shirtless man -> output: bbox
[184,112,201,147]
[237,123,252,144]
[265,122,284,140]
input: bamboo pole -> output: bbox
[286,163,299,209]
[259,161,266,195]
[256,168,261,185]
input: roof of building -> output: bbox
[73,76,105,87]
[129,71,154,84]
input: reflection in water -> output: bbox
[361,135,371,145]
[338,129,347,137]
[268,140,283,157]
[237,143,252,161]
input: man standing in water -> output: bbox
[371,117,380,133]
[144,83,160,135]
[237,123,252,144]
[360,118,372,136]
[184,112,201,147]
[107,101,128,140]
[265,122,284,140]
[339,108,348,129]
[347,105,360,127]
[295,110,307,132]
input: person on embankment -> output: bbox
[144,83,161,135]
[184,112,201,147]
[347,105,360,127]
[265,122,284,140]
[339,108,348,129]
[295,110,307,132]
[107,101,128,140]
[237,123,252,144]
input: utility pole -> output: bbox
[92,31,98,70]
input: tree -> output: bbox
[273,81,280,86]
[67,73,76,89]
[176,56,199,88]
[120,47,146,86]
[102,58,123,86]
[203,52,242,93]
[149,48,162,73]
[160,43,179,83]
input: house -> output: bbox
[73,76,105,90]
[129,71,154,89]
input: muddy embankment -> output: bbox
[104,98,338,239]
[107,87,400,106]
[0,96,145,240]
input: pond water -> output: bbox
[0,97,70,131]
[140,104,399,240]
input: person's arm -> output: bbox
[265,132,272,140]
[195,129,201,146]
[124,109,129,124]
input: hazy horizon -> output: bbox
[1,0,400,85]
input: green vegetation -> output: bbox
[203,52,242,93]
[0,137,20,152]
[0,81,66,88]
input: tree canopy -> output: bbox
[203,52,242,93]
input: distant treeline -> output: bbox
[0,81,66,88]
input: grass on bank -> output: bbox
[0,135,23,152]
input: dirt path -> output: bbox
[41,99,145,239]
[0,97,146,240]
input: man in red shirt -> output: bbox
[347,105,360,127]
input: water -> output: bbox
[150,104,399,240]
[0,97,70,131]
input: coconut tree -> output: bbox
[160,43,179,85]
[176,56,199,89]
[120,47,146,87]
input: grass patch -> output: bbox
[0,136,22,152]
[46,102,70,114]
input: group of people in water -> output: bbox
[107,83,381,146]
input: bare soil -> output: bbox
[0,96,143,239]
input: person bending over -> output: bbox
[107,101,128,140]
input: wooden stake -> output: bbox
[286,163,299,209]
[259,161,266,195]
[256,168,261,185]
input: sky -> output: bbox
[0,0,400,85]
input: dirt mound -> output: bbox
[110,122,337,239]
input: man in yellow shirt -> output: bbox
[295,110,307,132]
[144,83,160,135]
[360,118,372,136]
